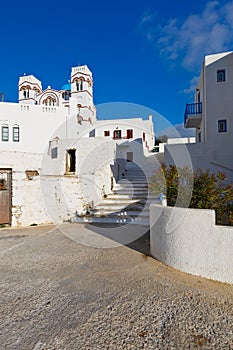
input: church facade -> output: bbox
[0,65,155,226]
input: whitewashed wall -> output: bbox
[39,137,117,221]
[95,117,154,150]
[165,143,233,182]
[0,151,51,226]
[1,139,116,226]
[0,102,67,153]
[150,204,233,284]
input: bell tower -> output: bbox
[18,74,42,104]
[70,65,96,122]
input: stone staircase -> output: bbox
[71,162,159,226]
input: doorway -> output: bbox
[66,149,76,173]
[127,152,133,162]
[0,169,12,225]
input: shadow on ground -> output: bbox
[85,222,151,256]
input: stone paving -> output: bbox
[0,224,233,349]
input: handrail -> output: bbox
[184,102,202,124]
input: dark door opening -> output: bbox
[127,152,133,162]
[66,149,76,173]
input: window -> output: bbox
[23,88,30,98]
[62,91,71,101]
[113,130,122,139]
[217,69,226,82]
[126,129,133,139]
[218,119,227,133]
[104,130,110,136]
[2,126,9,141]
[89,129,95,137]
[76,79,84,91]
[43,96,56,106]
[13,126,20,142]
[51,147,58,159]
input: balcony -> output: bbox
[184,102,202,128]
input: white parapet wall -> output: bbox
[150,204,233,284]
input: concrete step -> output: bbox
[94,205,146,212]
[70,162,159,226]
[90,209,150,217]
[107,194,158,200]
[94,203,157,212]
[111,192,149,197]
[115,182,148,187]
[124,174,147,177]
[96,199,157,208]
[98,198,141,204]
[71,216,149,226]
[121,177,147,180]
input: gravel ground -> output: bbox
[0,223,233,350]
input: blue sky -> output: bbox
[1,0,233,136]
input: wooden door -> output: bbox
[0,169,12,225]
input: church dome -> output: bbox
[61,83,71,91]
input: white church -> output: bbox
[0,65,157,226]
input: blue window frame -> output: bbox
[217,69,226,82]
[218,119,227,133]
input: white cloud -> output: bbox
[139,10,157,27]
[182,76,199,95]
[140,1,233,70]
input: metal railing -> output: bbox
[184,102,202,124]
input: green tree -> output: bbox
[149,165,233,226]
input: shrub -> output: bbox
[149,165,233,226]
[149,164,193,208]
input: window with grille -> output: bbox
[13,126,20,142]
[218,119,227,133]
[217,69,226,82]
[2,126,9,141]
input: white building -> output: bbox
[0,65,155,226]
[165,51,233,180]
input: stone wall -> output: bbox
[1,146,116,226]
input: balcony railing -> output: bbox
[184,102,202,126]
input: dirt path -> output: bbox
[0,224,233,349]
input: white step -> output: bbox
[71,161,159,226]
[71,216,150,226]
[98,198,141,204]
[114,183,148,188]
[91,210,150,217]
[107,194,158,200]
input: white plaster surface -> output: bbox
[175,51,233,181]
[1,141,117,226]
[0,151,51,226]
[150,204,233,284]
